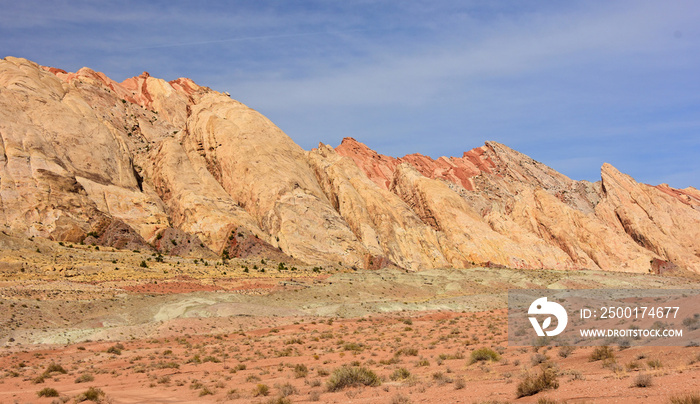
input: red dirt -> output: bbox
[1,309,698,403]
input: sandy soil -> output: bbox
[1,233,700,403]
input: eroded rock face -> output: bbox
[595,164,700,272]
[307,144,449,270]
[1,57,698,273]
[337,138,699,273]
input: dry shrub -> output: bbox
[516,363,559,398]
[589,345,615,362]
[632,373,653,388]
[326,366,381,392]
[469,347,501,364]
[670,392,700,404]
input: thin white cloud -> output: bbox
[227,1,700,110]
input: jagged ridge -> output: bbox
[1,56,698,273]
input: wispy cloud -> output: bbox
[1,0,699,187]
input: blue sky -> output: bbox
[2,1,699,187]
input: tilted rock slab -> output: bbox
[1,56,698,272]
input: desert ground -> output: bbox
[1,232,700,403]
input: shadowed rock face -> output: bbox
[1,57,698,272]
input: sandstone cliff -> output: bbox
[1,57,698,273]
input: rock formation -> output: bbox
[1,56,698,273]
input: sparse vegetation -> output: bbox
[589,345,615,362]
[253,383,270,397]
[45,363,67,375]
[470,347,501,364]
[669,393,700,404]
[390,367,411,381]
[37,387,59,397]
[326,366,381,392]
[75,372,94,383]
[391,394,412,404]
[516,363,559,398]
[632,373,653,388]
[294,363,308,378]
[75,386,105,402]
[106,343,124,355]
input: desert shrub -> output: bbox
[470,347,501,364]
[516,364,559,398]
[253,384,270,397]
[558,346,575,358]
[454,377,466,390]
[37,387,59,397]
[682,315,700,331]
[294,363,308,378]
[380,357,401,365]
[670,392,700,404]
[75,373,94,383]
[75,387,104,402]
[279,382,298,397]
[106,344,124,355]
[326,366,381,392]
[45,363,67,374]
[154,361,179,369]
[632,373,653,388]
[199,386,214,396]
[589,345,615,362]
[438,352,465,360]
[265,397,292,404]
[391,394,412,404]
[226,389,240,400]
[140,260,148,268]
[647,358,663,369]
[395,347,419,356]
[309,390,322,401]
[530,353,549,366]
[343,342,365,352]
[390,367,411,381]
[416,358,430,367]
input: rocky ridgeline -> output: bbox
[1,57,699,272]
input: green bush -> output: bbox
[326,366,381,392]
[469,347,501,364]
